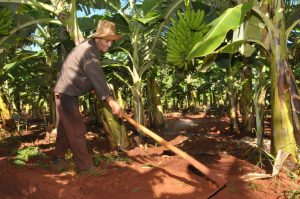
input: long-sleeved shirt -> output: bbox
[54,39,111,100]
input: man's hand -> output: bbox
[106,96,123,118]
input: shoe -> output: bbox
[51,157,71,172]
[52,157,65,164]
[78,166,109,176]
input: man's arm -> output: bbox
[83,52,111,100]
[82,52,123,117]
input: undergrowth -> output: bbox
[12,146,44,166]
[92,152,131,166]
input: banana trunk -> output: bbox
[269,0,298,160]
[98,86,130,150]
[147,78,165,128]
[0,91,14,130]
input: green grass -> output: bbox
[283,187,300,199]
[92,153,131,166]
[247,181,267,193]
[141,164,155,168]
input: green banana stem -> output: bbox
[69,0,84,45]
[286,18,300,41]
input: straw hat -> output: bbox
[92,20,122,41]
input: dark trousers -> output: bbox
[54,93,93,171]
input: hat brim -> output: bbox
[92,34,122,41]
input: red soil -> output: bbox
[0,113,298,199]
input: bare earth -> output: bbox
[0,113,298,199]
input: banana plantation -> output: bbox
[0,0,299,198]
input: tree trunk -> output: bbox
[186,95,190,109]
[287,66,300,145]
[147,78,165,128]
[0,92,14,129]
[227,56,240,133]
[269,0,298,159]
[172,98,176,110]
[270,59,297,158]
[240,65,254,133]
[203,93,208,109]
[163,96,168,113]
[132,82,146,126]
[212,90,216,107]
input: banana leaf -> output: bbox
[133,15,160,24]
[219,40,247,54]
[187,1,253,59]
[0,51,43,83]
[0,18,61,46]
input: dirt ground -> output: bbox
[0,112,299,199]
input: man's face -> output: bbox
[95,38,113,52]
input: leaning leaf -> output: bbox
[199,53,218,72]
[13,159,26,166]
[142,164,155,168]
[241,43,256,57]
[133,15,160,24]
[188,2,253,59]
[219,40,247,54]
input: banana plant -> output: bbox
[0,3,61,128]
[0,0,82,45]
[256,0,300,160]
[0,86,14,129]
[175,0,300,161]
[226,0,300,161]
[33,24,61,125]
[0,49,50,122]
[98,0,185,130]
[166,1,253,129]
[146,70,166,128]
[0,46,45,129]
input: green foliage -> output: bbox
[283,188,300,199]
[142,164,155,168]
[247,181,267,192]
[0,7,13,36]
[166,7,209,70]
[188,1,253,59]
[13,146,44,166]
[92,153,131,166]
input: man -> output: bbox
[53,20,123,173]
